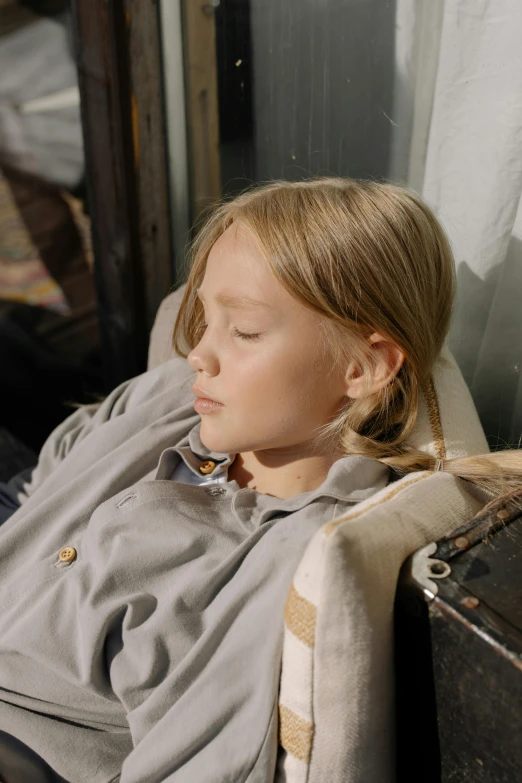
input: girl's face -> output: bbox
[186,222,349,457]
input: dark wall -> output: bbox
[250,0,397,182]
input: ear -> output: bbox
[344,332,405,399]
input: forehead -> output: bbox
[199,223,324,329]
[201,223,280,306]
[206,222,264,272]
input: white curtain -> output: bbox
[390,0,522,449]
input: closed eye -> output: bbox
[231,327,262,341]
[198,323,262,342]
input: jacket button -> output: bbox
[58,547,77,563]
[199,460,216,474]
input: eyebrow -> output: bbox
[196,287,270,310]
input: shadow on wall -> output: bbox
[450,233,522,450]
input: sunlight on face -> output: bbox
[186,222,348,457]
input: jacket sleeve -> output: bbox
[0,466,35,525]
[0,399,104,525]
[0,356,195,522]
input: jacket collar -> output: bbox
[163,421,390,511]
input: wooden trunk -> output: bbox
[395,488,522,783]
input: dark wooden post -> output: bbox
[71,0,173,390]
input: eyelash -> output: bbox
[198,323,262,342]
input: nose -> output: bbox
[187,334,218,377]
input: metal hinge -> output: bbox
[402,541,452,601]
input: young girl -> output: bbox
[0,177,519,783]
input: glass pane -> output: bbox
[176,0,408,223]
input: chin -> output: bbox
[199,423,246,456]
[199,426,231,455]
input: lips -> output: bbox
[192,385,222,404]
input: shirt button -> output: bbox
[199,460,216,474]
[58,546,77,563]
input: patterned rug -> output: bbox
[0,167,68,311]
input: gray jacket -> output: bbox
[0,357,389,783]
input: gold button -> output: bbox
[58,546,77,563]
[199,460,216,474]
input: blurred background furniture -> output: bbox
[0,0,101,450]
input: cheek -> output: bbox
[231,349,318,415]
[230,358,288,407]
[202,349,293,427]
[283,350,342,421]
[220,335,335,415]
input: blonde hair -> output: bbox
[173,176,522,498]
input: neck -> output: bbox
[227,448,340,499]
